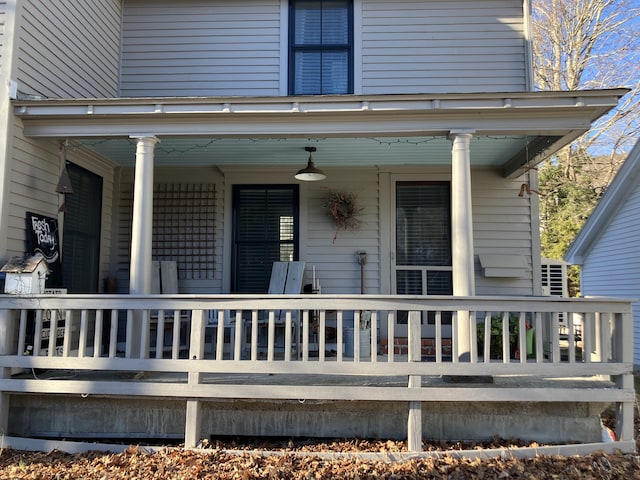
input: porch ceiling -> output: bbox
[13,89,628,178]
[78,135,537,169]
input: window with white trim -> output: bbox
[289,0,353,95]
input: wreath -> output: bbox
[325,191,363,243]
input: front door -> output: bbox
[231,185,299,293]
[62,162,103,293]
[392,181,453,336]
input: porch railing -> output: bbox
[0,294,635,452]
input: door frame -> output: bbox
[388,173,452,337]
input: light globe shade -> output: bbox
[295,146,326,181]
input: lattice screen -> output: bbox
[152,183,215,280]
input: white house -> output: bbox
[0,0,634,454]
[565,139,640,368]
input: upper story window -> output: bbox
[289,0,353,95]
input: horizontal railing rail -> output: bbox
[0,294,634,452]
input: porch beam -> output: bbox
[450,130,475,362]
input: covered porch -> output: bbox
[0,293,634,454]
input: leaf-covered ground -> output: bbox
[0,446,639,479]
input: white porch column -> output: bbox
[129,136,159,294]
[450,130,475,362]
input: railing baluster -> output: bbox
[337,311,343,362]
[62,309,73,357]
[78,309,88,358]
[501,312,509,363]
[17,309,27,356]
[250,310,258,361]
[469,310,478,363]
[435,311,442,363]
[387,310,395,363]
[602,312,612,362]
[534,312,543,363]
[284,310,292,361]
[48,308,59,357]
[32,310,43,356]
[172,310,181,359]
[583,312,593,364]
[353,311,361,362]
[552,312,560,363]
[155,310,165,359]
[451,311,458,363]
[109,309,118,358]
[302,310,309,361]
[370,310,378,362]
[319,310,326,362]
[518,311,526,364]
[94,309,103,358]
[483,312,491,363]
[140,310,150,359]
[234,310,242,361]
[567,313,577,363]
[593,311,602,362]
[215,309,225,360]
[267,310,275,361]
[125,309,134,358]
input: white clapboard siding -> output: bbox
[473,170,534,295]
[5,129,60,259]
[17,0,120,98]
[305,168,381,295]
[580,180,640,366]
[361,0,527,94]
[120,0,282,97]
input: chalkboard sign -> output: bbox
[26,212,62,287]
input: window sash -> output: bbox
[289,0,353,95]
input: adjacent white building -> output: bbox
[565,140,640,368]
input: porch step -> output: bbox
[380,337,452,357]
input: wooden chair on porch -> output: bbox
[149,261,189,357]
[242,261,305,358]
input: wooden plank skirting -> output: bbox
[0,294,635,454]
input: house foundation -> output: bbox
[8,394,606,445]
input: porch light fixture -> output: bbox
[56,141,74,212]
[295,146,326,181]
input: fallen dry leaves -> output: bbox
[0,445,639,479]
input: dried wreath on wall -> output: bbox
[325,191,363,243]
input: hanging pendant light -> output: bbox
[295,146,326,181]
[56,140,74,212]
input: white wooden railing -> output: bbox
[0,294,635,452]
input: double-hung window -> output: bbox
[289,0,353,95]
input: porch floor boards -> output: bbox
[13,368,616,390]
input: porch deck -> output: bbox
[0,294,635,454]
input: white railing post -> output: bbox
[407,310,422,452]
[0,309,19,438]
[614,311,634,442]
[185,309,205,448]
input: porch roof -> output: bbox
[13,89,628,178]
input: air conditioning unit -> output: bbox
[541,258,569,324]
